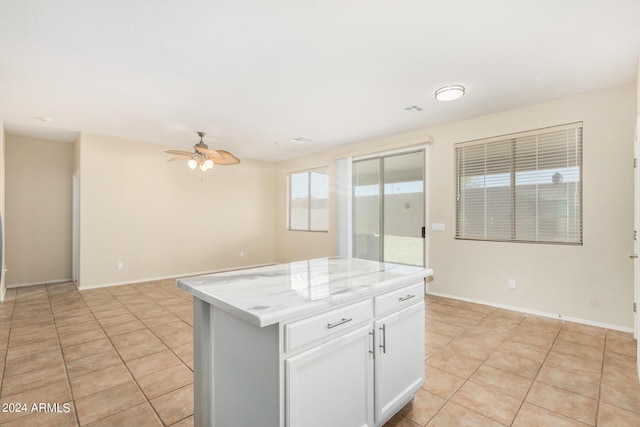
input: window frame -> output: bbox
[288,167,329,232]
[455,122,583,245]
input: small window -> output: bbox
[289,168,329,231]
[456,123,583,244]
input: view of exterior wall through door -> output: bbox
[352,150,425,266]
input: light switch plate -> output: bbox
[431,223,445,231]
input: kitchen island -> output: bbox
[177,257,433,427]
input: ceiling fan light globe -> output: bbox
[204,159,214,169]
[199,163,208,171]
[188,159,197,169]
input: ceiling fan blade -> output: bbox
[167,156,192,162]
[166,149,196,156]
[210,150,240,165]
[194,146,223,159]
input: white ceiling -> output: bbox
[1,1,639,162]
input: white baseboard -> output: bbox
[7,278,73,288]
[77,263,276,291]
[427,291,634,333]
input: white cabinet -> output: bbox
[286,325,374,427]
[188,274,429,427]
[374,301,425,426]
[285,299,372,353]
[284,283,425,427]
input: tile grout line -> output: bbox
[46,282,83,427]
[506,318,563,426]
[451,307,527,426]
[594,333,606,427]
[101,286,173,426]
[0,287,57,425]
[75,287,164,426]
[105,285,194,373]
[420,302,483,426]
[509,323,612,426]
[424,300,580,427]
[0,291,17,407]
[420,297,630,426]
[101,284,193,426]
[424,303,515,426]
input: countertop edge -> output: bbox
[178,267,433,328]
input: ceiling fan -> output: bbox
[165,132,240,171]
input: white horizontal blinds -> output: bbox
[456,123,582,244]
[290,172,309,230]
[514,127,582,243]
[309,170,329,231]
[289,168,329,231]
[456,139,513,240]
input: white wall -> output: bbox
[78,133,275,288]
[0,120,5,300]
[5,134,74,286]
[275,83,636,329]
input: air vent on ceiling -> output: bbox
[291,137,313,144]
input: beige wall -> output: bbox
[274,153,336,262]
[275,83,636,328]
[0,120,5,299]
[5,134,74,286]
[78,133,275,288]
[73,134,81,172]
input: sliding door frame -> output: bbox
[343,144,430,271]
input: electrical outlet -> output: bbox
[117,262,124,270]
[508,279,516,289]
[240,250,245,258]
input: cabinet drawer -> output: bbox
[374,282,424,317]
[285,300,372,353]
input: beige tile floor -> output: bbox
[0,281,638,426]
[387,294,640,427]
[0,280,194,426]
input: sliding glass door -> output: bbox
[352,150,425,266]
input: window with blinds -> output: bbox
[455,123,582,244]
[289,168,329,231]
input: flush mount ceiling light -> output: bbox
[435,85,465,101]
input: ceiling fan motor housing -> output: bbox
[196,132,209,149]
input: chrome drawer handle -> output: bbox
[327,318,352,329]
[399,294,415,302]
[379,324,386,354]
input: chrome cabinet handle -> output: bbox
[379,324,386,354]
[327,318,352,329]
[368,330,374,355]
[399,294,415,302]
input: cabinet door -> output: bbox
[286,325,374,427]
[374,301,425,426]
